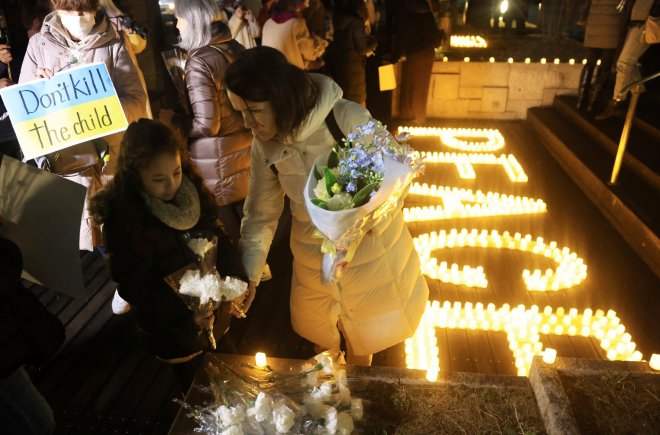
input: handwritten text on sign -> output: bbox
[0,62,128,160]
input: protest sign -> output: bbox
[0,156,88,298]
[0,62,128,160]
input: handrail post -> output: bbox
[609,85,641,185]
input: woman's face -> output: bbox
[57,9,96,40]
[139,152,183,202]
[227,90,278,142]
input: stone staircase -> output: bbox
[527,94,660,278]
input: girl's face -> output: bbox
[139,152,183,202]
[58,9,96,40]
[227,90,278,142]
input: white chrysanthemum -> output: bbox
[326,192,354,211]
[334,368,347,388]
[336,412,354,434]
[325,406,338,434]
[220,424,243,435]
[314,354,334,374]
[303,393,330,420]
[220,276,248,300]
[313,178,331,201]
[254,392,272,422]
[311,381,333,402]
[179,269,222,304]
[187,237,214,258]
[350,398,363,420]
[216,404,246,428]
[272,403,295,433]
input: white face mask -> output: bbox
[59,13,96,40]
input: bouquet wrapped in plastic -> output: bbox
[177,350,366,434]
[303,120,423,283]
[161,48,189,113]
[165,230,248,349]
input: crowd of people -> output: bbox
[0,0,434,431]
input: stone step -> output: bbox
[527,106,660,277]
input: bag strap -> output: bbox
[324,106,346,147]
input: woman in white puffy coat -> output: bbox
[226,46,428,365]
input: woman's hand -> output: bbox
[0,44,12,64]
[242,280,257,313]
[0,78,14,89]
[35,67,54,79]
[192,308,215,330]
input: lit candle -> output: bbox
[255,352,267,368]
[426,367,439,382]
[650,354,660,371]
[542,348,557,364]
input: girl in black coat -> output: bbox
[90,119,248,383]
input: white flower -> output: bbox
[325,406,338,434]
[272,403,295,433]
[313,178,331,201]
[336,412,354,434]
[221,425,244,435]
[219,276,248,300]
[311,381,333,402]
[314,354,334,374]
[303,393,329,419]
[216,404,246,428]
[254,392,273,422]
[178,269,222,304]
[187,237,214,258]
[350,398,363,420]
[326,192,354,211]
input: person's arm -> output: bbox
[294,18,319,61]
[239,143,285,284]
[247,10,261,38]
[185,54,222,138]
[112,40,147,123]
[351,20,377,56]
[18,37,40,83]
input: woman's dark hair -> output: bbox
[334,0,368,20]
[225,46,318,140]
[90,119,213,227]
[271,0,297,14]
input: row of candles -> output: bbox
[398,127,505,153]
[412,229,587,291]
[404,182,547,222]
[419,151,529,182]
[405,301,656,380]
[441,56,589,65]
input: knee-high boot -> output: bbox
[587,63,609,113]
[576,63,594,110]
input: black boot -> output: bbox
[586,63,609,113]
[576,64,594,110]
[594,100,621,121]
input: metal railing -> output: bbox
[609,70,660,185]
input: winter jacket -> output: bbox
[391,0,443,61]
[262,15,318,69]
[185,22,252,207]
[20,11,148,173]
[584,0,627,48]
[329,14,376,104]
[97,178,248,360]
[228,13,261,49]
[239,74,429,355]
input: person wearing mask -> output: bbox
[19,0,148,251]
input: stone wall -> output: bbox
[392,61,582,120]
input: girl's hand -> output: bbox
[35,67,54,79]
[0,44,12,64]
[193,308,215,330]
[0,78,14,89]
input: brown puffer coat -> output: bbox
[584,0,628,49]
[185,22,252,206]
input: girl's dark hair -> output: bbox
[271,0,297,14]
[90,119,213,227]
[225,46,318,141]
[50,0,99,12]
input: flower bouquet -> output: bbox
[303,120,423,283]
[177,350,366,434]
[165,230,248,350]
[161,48,190,114]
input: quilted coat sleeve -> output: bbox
[185,54,223,138]
[113,41,147,123]
[294,18,318,61]
[238,143,285,283]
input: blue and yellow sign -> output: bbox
[0,62,128,160]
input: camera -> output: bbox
[120,15,149,39]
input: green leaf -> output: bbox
[352,182,379,207]
[311,198,328,209]
[313,164,323,181]
[324,167,337,196]
[327,149,339,168]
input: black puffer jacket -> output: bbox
[97,177,247,360]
